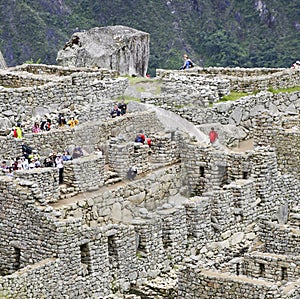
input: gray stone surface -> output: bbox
[0,49,6,69]
[57,25,149,77]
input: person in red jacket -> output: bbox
[209,127,218,144]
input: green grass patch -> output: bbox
[268,86,300,93]
[115,95,140,103]
[220,92,249,102]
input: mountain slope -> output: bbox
[0,0,299,75]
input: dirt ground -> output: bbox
[230,138,254,152]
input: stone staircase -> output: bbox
[58,183,79,200]
[104,164,123,185]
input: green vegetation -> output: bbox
[25,58,42,64]
[220,92,249,102]
[267,86,300,94]
[0,0,299,76]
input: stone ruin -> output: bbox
[0,49,6,69]
[56,25,149,77]
[0,62,300,299]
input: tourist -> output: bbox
[110,103,121,118]
[127,166,137,180]
[1,161,8,172]
[72,146,84,159]
[6,167,14,177]
[118,98,127,115]
[58,113,67,128]
[94,148,103,158]
[44,154,54,168]
[67,116,79,128]
[209,127,218,144]
[55,153,64,184]
[135,132,145,144]
[180,54,194,70]
[32,122,41,134]
[291,61,300,69]
[40,116,51,131]
[21,156,29,170]
[62,150,72,161]
[15,123,23,139]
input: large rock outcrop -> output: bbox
[0,49,7,69]
[56,25,149,77]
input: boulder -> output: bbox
[56,25,149,77]
[0,49,7,69]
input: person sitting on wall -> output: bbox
[180,54,194,70]
[67,116,79,128]
[110,103,121,118]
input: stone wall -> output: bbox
[157,67,300,93]
[243,252,300,282]
[259,220,300,255]
[63,154,105,192]
[178,265,289,299]
[13,167,59,204]
[49,164,182,226]
[0,50,6,69]
[0,64,128,130]
[143,91,300,139]
[0,110,164,161]
[253,112,300,180]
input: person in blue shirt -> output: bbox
[180,54,194,70]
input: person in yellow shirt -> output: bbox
[67,116,79,128]
[16,123,23,138]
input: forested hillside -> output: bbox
[0,0,299,76]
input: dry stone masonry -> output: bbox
[0,62,300,299]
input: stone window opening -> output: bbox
[199,166,205,178]
[80,243,92,276]
[242,171,249,179]
[14,247,21,271]
[236,263,240,275]
[162,232,172,250]
[281,267,288,280]
[259,263,265,277]
[218,165,229,187]
[107,235,118,269]
[136,234,146,256]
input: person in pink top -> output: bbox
[32,122,41,134]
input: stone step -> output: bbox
[59,191,79,200]
[105,177,122,185]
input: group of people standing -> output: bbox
[9,114,80,139]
